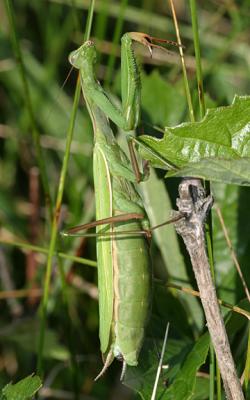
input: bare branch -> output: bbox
[174,178,244,400]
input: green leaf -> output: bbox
[123,337,193,399]
[140,169,184,275]
[211,183,240,304]
[192,377,210,400]
[225,299,250,337]
[140,170,203,331]
[166,158,250,186]
[163,333,210,400]
[1,374,42,400]
[237,186,250,294]
[138,96,250,185]
[123,333,209,400]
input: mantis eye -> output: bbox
[68,51,79,67]
[85,40,94,46]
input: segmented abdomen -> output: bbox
[113,219,152,366]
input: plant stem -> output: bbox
[216,359,222,400]
[189,0,206,119]
[37,81,81,376]
[0,238,97,268]
[36,0,96,377]
[84,0,96,41]
[174,179,244,400]
[169,0,195,122]
[188,2,217,397]
[244,323,250,393]
[165,282,250,320]
[209,343,215,400]
[94,0,109,50]
[104,0,128,87]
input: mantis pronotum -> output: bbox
[64,32,181,379]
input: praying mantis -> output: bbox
[65,32,181,380]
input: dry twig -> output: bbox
[174,178,244,400]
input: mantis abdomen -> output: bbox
[94,141,152,374]
[113,221,152,365]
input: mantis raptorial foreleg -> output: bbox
[69,32,180,182]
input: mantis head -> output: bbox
[68,40,97,69]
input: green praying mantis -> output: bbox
[64,32,181,380]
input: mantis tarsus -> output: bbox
[65,32,181,380]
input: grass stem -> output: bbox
[37,0,96,376]
[189,0,206,119]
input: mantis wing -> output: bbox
[94,143,113,354]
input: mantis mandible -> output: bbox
[66,32,180,380]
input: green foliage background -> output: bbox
[0,0,250,399]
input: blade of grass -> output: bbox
[169,0,216,397]
[36,0,96,376]
[244,323,250,393]
[94,0,109,46]
[215,204,250,303]
[104,0,128,88]
[58,3,96,394]
[205,219,217,399]
[188,1,216,398]
[209,343,215,400]
[4,1,94,392]
[151,322,170,400]
[168,0,195,122]
[166,282,250,320]
[189,0,206,119]
[37,81,81,376]
[0,238,97,267]
[84,0,96,41]
[188,1,238,398]
[216,360,222,400]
